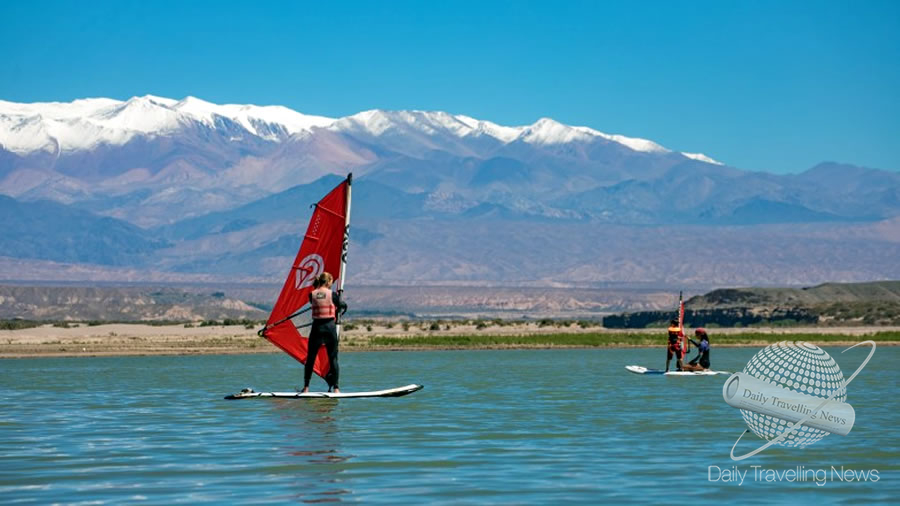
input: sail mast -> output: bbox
[336,173,352,338]
[679,291,688,353]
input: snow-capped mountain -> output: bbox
[0,95,334,153]
[1,95,896,232]
[0,95,730,225]
[0,95,716,160]
[1,96,899,288]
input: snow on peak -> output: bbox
[134,95,178,107]
[521,118,595,145]
[0,95,707,161]
[216,103,333,138]
[328,111,675,156]
[329,109,508,140]
[604,134,668,154]
[0,95,337,152]
[453,114,523,143]
[681,152,723,165]
[173,96,219,118]
[514,117,670,154]
[331,109,402,136]
[0,97,120,119]
[161,95,335,138]
[96,95,184,133]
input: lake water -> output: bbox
[1,347,896,504]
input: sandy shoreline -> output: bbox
[1,322,897,358]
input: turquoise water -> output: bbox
[0,347,896,504]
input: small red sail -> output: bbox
[262,175,351,379]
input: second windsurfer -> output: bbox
[665,319,684,372]
[301,272,348,393]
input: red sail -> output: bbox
[263,177,350,379]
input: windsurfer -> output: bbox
[682,328,711,371]
[665,319,684,372]
[301,272,348,393]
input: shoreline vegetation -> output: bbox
[1,319,898,358]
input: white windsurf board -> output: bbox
[225,383,423,399]
[625,365,728,376]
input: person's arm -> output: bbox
[333,290,348,316]
[689,337,700,348]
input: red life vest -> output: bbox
[310,287,336,319]
[667,326,683,347]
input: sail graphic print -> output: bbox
[294,254,325,290]
[262,175,351,379]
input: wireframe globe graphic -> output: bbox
[740,341,847,448]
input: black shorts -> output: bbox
[667,346,684,360]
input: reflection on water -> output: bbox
[268,399,352,502]
[0,348,896,503]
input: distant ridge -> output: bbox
[603,281,900,328]
[0,285,266,321]
[689,281,900,307]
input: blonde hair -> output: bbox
[313,272,334,288]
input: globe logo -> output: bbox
[723,340,876,461]
[741,342,845,448]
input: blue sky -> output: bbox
[1,0,898,173]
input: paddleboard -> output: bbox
[625,365,728,376]
[224,383,423,400]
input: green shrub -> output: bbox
[0,320,43,330]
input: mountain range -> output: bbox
[0,95,730,225]
[1,95,899,294]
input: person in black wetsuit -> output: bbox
[301,272,348,393]
[684,327,711,371]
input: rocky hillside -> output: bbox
[688,281,900,307]
[603,281,900,328]
[0,285,266,321]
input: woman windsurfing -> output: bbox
[301,272,347,393]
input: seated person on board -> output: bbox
[682,327,711,372]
